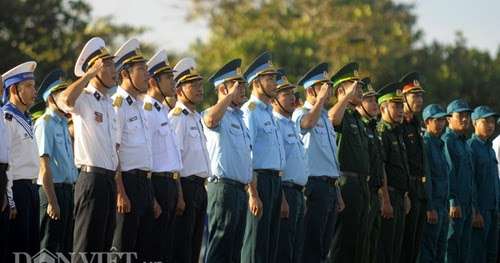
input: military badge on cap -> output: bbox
[330,62,360,88]
[2,61,37,103]
[147,49,175,77]
[297,62,332,89]
[37,69,69,102]
[208,58,246,87]
[446,99,473,114]
[114,38,148,71]
[74,37,114,77]
[243,51,278,84]
[276,69,294,91]
[400,72,424,94]
[377,81,404,105]
[360,77,377,97]
[173,58,204,87]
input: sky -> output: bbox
[85,0,500,56]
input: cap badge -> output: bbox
[236,67,242,75]
[59,77,66,83]
[30,64,36,71]
[135,47,142,55]
[323,71,329,78]
[268,60,273,68]
[354,70,359,77]
[413,79,421,87]
[396,89,403,96]
[367,84,373,91]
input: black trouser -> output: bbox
[73,170,116,263]
[8,180,40,261]
[173,176,207,263]
[0,170,8,262]
[362,188,382,263]
[376,188,405,263]
[401,180,427,263]
[206,180,248,263]
[39,183,74,257]
[113,171,154,263]
[151,174,178,263]
[277,183,305,263]
[301,176,338,263]
[242,171,282,263]
[330,174,370,263]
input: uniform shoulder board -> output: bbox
[82,90,91,94]
[172,107,182,116]
[4,113,12,121]
[43,114,51,121]
[248,102,256,110]
[377,122,390,133]
[144,102,152,111]
[182,109,189,115]
[113,96,123,108]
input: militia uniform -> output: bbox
[292,63,340,263]
[203,59,252,263]
[144,49,183,263]
[443,99,474,263]
[418,104,450,263]
[467,106,499,263]
[330,62,371,263]
[35,69,78,256]
[2,62,40,259]
[169,58,211,263]
[241,52,285,263]
[358,78,385,263]
[400,72,427,263]
[60,37,118,263]
[273,69,308,263]
[112,38,155,262]
[375,82,410,263]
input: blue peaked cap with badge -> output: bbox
[37,69,69,102]
[297,62,332,89]
[2,61,37,103]
[471,106,499,121]
[276,69,294,90]
[208,58,246,87]
[447,99,473,114]
[422,104,450,121]
[243,51,278,84]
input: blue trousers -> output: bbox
[468,209,498,263]
[417,204,449,263]
[446,202,472,263]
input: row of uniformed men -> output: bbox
[0,35,498,263]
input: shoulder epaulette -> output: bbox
[4,113,12,121]
[248,102,256,110]
[82,90,91,94]
[144,102,152,111]
[172,107,182,116]
[377,122,390,133]
[113,96,123,108]
[43,114,51,121]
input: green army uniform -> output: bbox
[358,78,385,263]
[399,72,427,263]
[330,62,371,263]
[375,82,410,263]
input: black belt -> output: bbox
[122,169,152,179]
[254,169,283,177]
[309,176,337,186]
[53,183,74,190]
[212,177,248,191]
[80,165,116,178]
[0,163,8,172]
[409,176,426,183]
[340,171,370,182]
[14,179,36,184]
[152,172,178,180]
[387,186,407,196]
[282,181,305,192]
[183,175,207,185]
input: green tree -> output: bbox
[0,0,148,83]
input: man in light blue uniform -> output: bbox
[292,63,345,262]
[34,69,78,256]
[271,69,308,263]
[467,106,499,263]
[202,58,252,263]
[241,51,285,263]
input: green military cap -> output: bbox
[276,69,294,91]
[400,72,425,94]
[360,77,377,97]
[330,62,360,88]
[29,100,46,122]
[377,82,404,105]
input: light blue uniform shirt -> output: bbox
[34,109,78,184]
[292,101,340,178]
[202,106,252,184]
[241,96,285,170]
[274,112,308,186]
